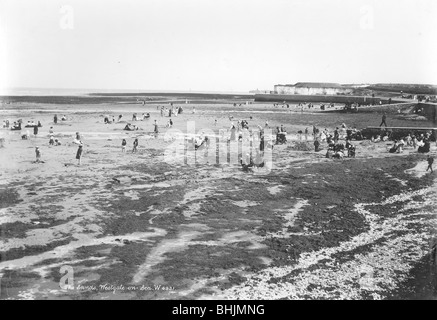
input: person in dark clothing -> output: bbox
[380,112,387,127]
[153,120,159,135]
[427,155,434,173]
[260,135,265,153]
[334,128,339,143]
[314,139,321,152]
[54,115,58,124]
[33,125,38,136]
[346,128,353,141]
[35,147,41,163]
[418,140,431,153]
[430,130,436,143]
[132,138,139,153]
[76,143,83,165]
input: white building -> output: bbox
[274,82,354,95]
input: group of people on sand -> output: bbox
[25,120,42,128]
[122,138,139,153]
[370,126,436,156]
[123,118,160,135]
[4,120,23,131]
[275,125,287,144]
[31,127,83,165]
[324,140,356,159]
[53,114,67,124]
[130,113,151,122]
[159,104,183,117]
[387,130,436,154]
[272,102,336,111]
[308,123,358,159]
[19,119,44,139]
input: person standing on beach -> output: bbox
[380,112,387,127]
[121,139,127,152]
[35,147,41,163]
[426,155,434,173]
[132,138,138,153]
[54,115,58,124]
[49,135,55,146]
[314,139,321,152]
[76,142,83,165]
[154,120,159,135]
[334,127,339,143]
[33,125,38,136]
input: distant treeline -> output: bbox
[366,84,437,95]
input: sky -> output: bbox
[0,0,436,93]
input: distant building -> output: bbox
[273,82,354,95]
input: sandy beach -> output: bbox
[0,100,436,300]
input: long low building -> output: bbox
[274,82,354,95]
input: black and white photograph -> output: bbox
[1,0,437,305]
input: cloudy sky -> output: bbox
[0,0,436,92]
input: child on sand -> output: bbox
[76,142,83,165]
[122,139,127,152]
[132,138,138,153]
[49,135,55,146]
[154,121,159,135]
[35,147,41,163]
[427,155,434,173]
